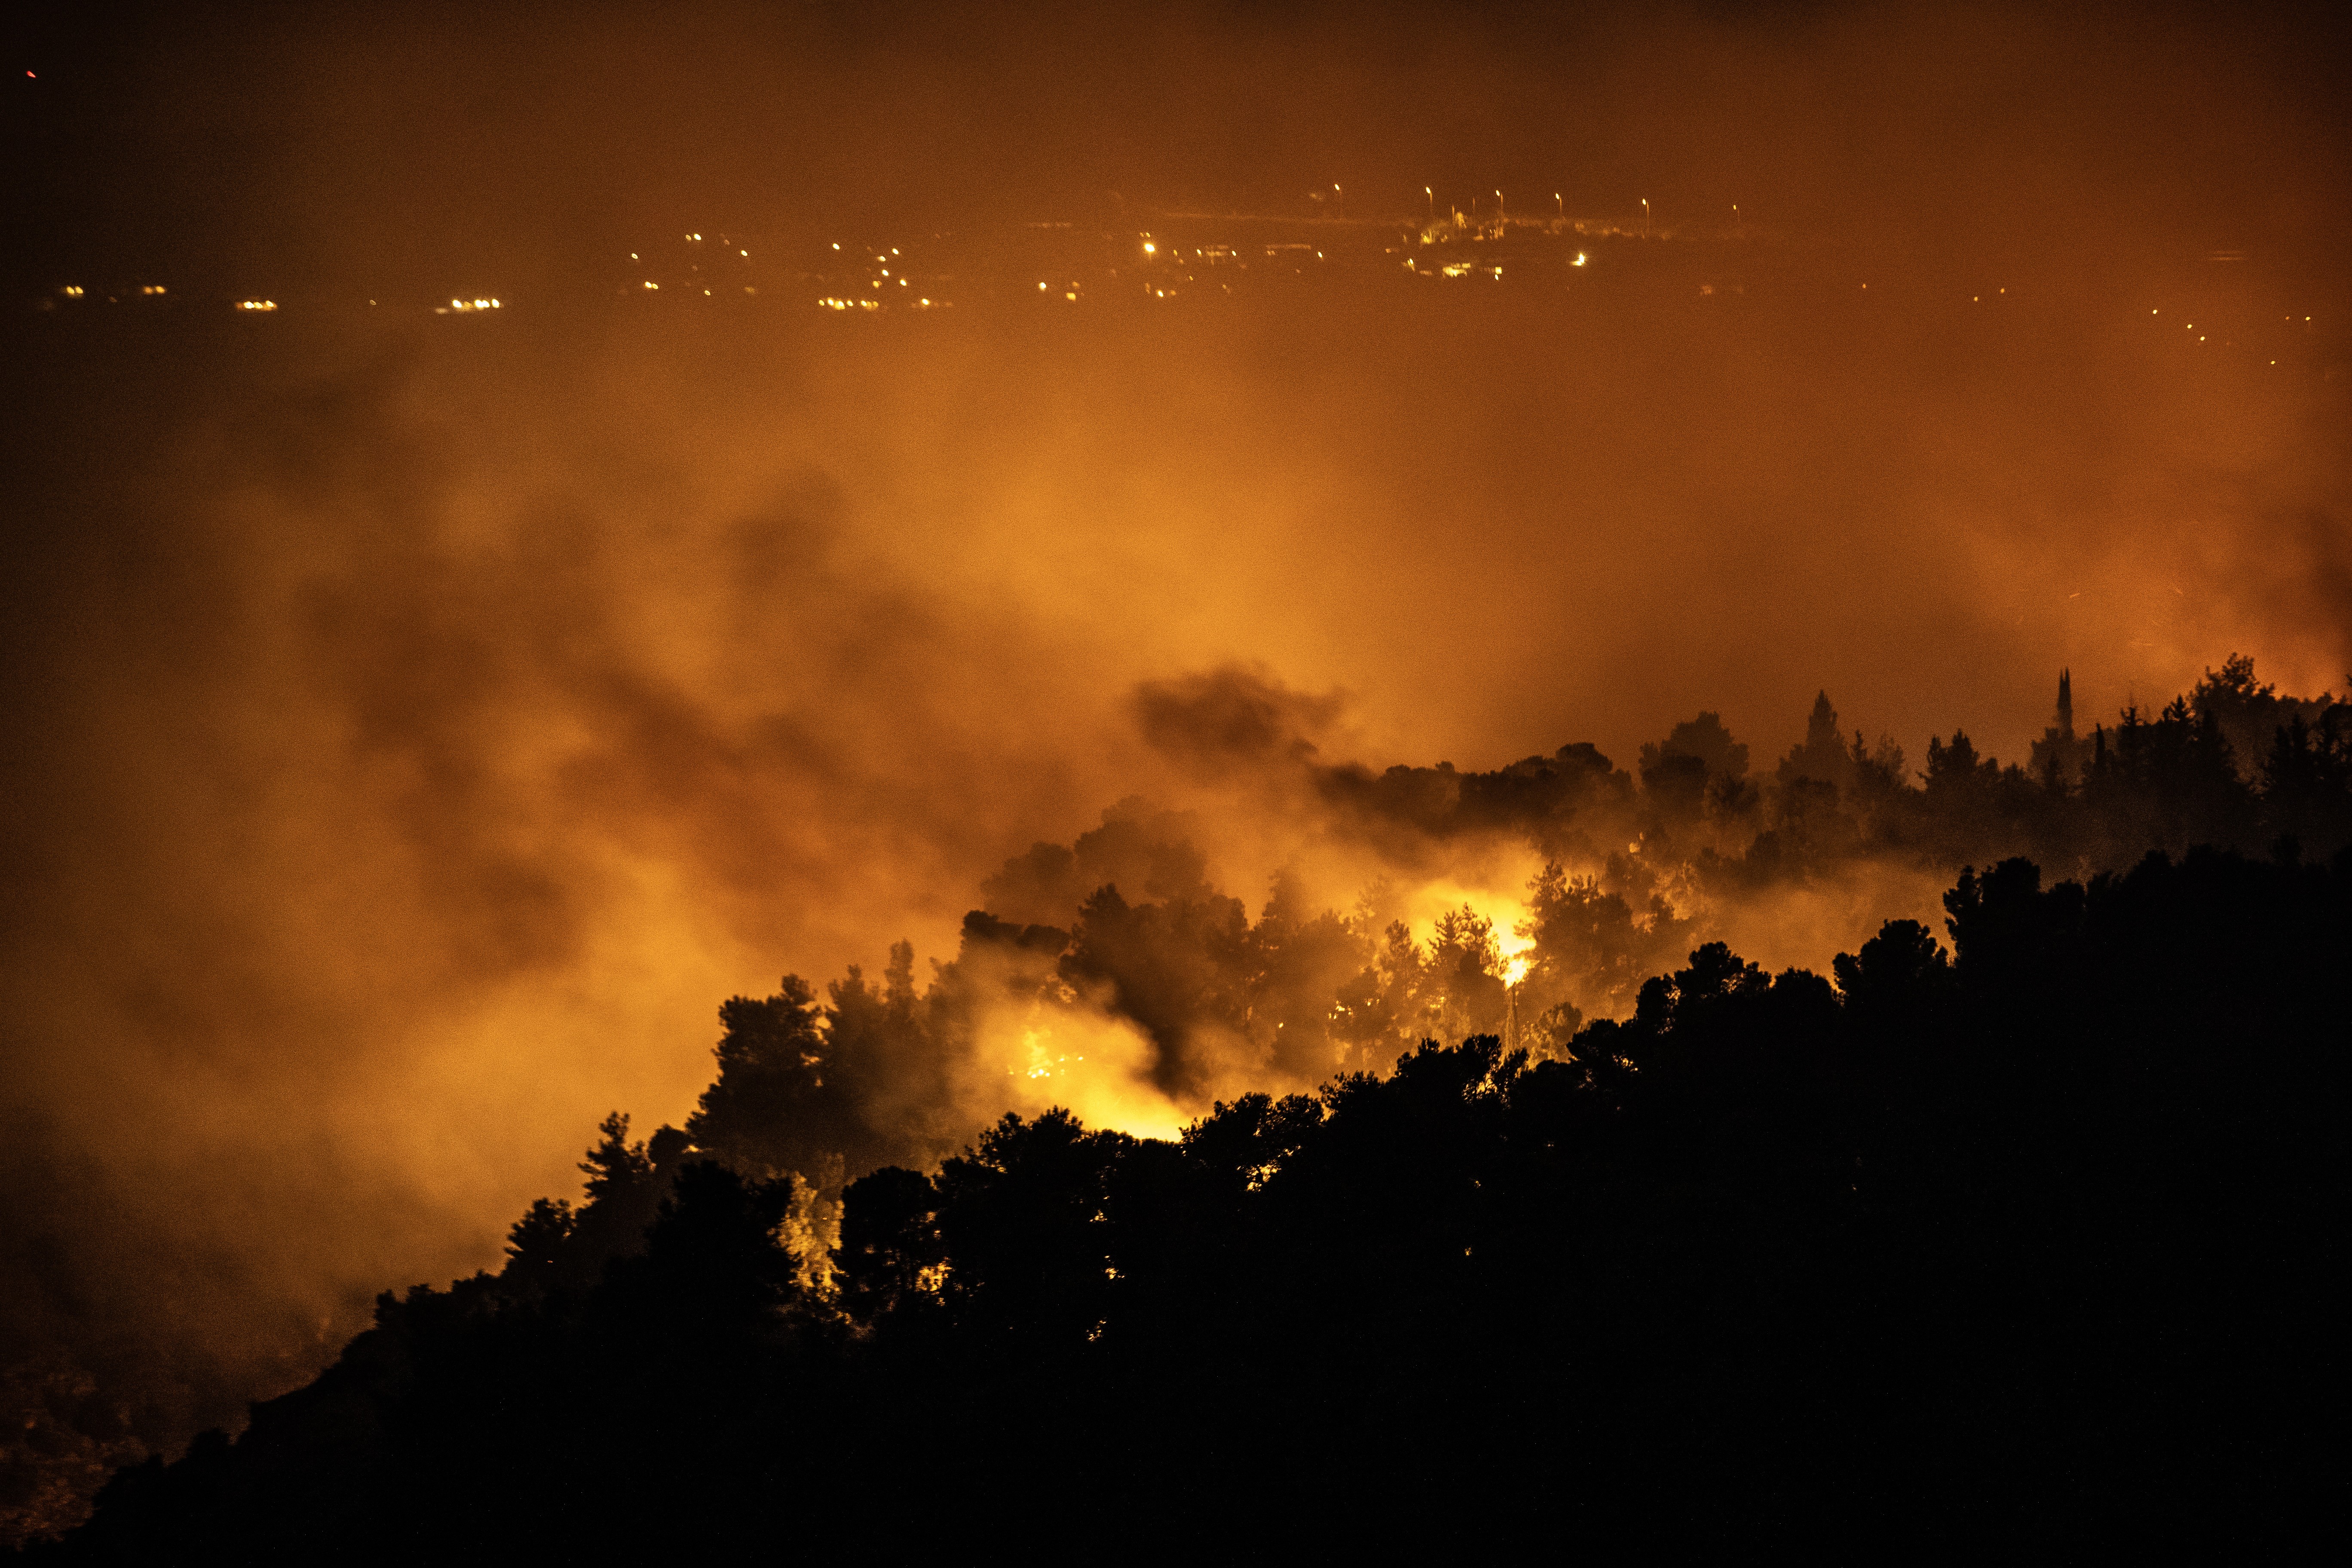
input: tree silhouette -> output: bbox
[41,661,2352,1559]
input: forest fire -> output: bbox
[998,1015,1185,1142]
[3,0,2347,1554]
[1404,883,1541,988]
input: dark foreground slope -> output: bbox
[37,848,2346,1559]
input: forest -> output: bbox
[665,655,2352,1197]
[25,658,2350,1556]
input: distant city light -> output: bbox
[53,201,2192,328]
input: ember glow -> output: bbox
[1405,881,1541,988]
[991,1014,1187,1144]
[3,0,2348,1546]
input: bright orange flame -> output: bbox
[1406,875,1540,987]
[970,1006,1188,1142]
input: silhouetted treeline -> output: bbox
[1303,655,2350,880]
[39,844,2345,1558]
[671,655,2352,1206]
[23,655,2346,1553]
[1054,657,2352,1092]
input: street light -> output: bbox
[1425,186,1434,221]
[1642,198,1650,237]
[1495,190,1504,229]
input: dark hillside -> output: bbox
[37,846,2346,1559]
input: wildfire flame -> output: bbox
[975,1009,1187,1142]
[1407,876,1540,988]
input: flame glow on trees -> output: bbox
[972,1004,1189,1142]
[1405,878,1540,987]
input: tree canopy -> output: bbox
[43,845,2346,1559]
